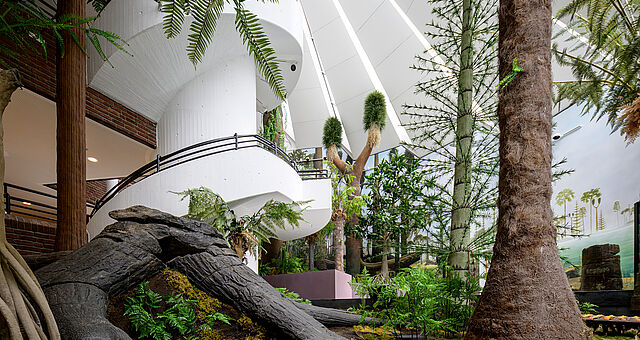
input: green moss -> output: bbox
[237,314,268,340]
[162,269,225,338]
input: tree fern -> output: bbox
[174,187,307,260]
[554,0,640,143]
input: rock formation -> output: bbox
[580,244,623,291]
[34,206,372,339]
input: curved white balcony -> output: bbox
[87,135,331,242]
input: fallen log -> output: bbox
[360,252,423,272]
[292,300,383,327]
[35,206,369,339]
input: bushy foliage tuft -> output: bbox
[363,91,387,131]
[173,187,307,260]
[322,117,343,148]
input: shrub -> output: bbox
[351,266,480,338]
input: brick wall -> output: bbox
[5,214,56,255]
[0,30,157,148]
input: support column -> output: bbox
[55,0,87,251]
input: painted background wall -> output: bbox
[553,105,640,285]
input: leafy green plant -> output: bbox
[124,281,234,340]
[275,287,311,305]
[360,152,435,278]
[124,281,198,340]
[204,312,234,326]
[270,246,305,274]
[351,266,480,339]
[174,187,308,261]
[578,301,598,314]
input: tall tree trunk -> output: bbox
[308,240,315,271]
[380,231,389,279]
[464,0,588,338]
[261,238,283,266]
[55,0,87,251]
[449,0,474,277]
[314,147,323,170]
[333,212,345,271]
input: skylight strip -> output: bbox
[332,0,412,145]
[298,1,353,153]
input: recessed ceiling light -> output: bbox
[22,201,31,206]
[87,156,98,163]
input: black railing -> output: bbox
[4,183,94,222]
[90,134,328,217]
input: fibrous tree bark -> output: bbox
[464,0,590,338]
[55,0,88,251]
[36,206,372,339]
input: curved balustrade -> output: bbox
[90,134,328,218]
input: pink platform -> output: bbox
[262,269,359,300]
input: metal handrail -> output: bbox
[3,183,94,222]
[90,134,329,218]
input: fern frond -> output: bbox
[161,0,187,39]
[233,1,286,101]
[186,0,225,65]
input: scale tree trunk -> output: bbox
[333,213,345,271]
[449,0,474,277]
[55,0,87,251]
[465,0,589,338]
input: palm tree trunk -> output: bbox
[55,0,87,251]
[465,0,588,337]
[333,212,345,271]
[449,0,474,278]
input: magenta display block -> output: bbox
[262,269,359,300]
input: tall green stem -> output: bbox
[449,0,474,277]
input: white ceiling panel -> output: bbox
[338,0,385,31]
[309,19,358,70]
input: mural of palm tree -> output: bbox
[581,188,602,233]
[613,201,621,226]
[590,189,602,231]
[556,188,575,234]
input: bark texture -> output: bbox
[332,142,372,276]
[36,206,368,339]
[465,0,590,338]
[55,0,87,251]
[332,211,345,271]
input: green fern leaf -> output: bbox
[186,0,225,66]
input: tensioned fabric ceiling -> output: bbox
[288,0,581,156]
